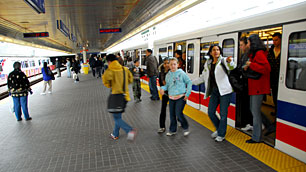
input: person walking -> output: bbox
[146,49,159,100]
[89,55,97,77]
[7,62,32,121]
[102,54,136,140]
[41,62,53,95]
[243,34,271,143]
[160,58,192,137]
[72,58,81,83]
[96,56,103,78]
[66,58,72,78]
[192,45,235,142]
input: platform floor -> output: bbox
[0,72,275,172]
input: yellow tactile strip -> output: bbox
[141,82,306,171]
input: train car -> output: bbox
[110,1,306,163]
[0,57,52,85]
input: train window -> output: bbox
[187,44,194,73]
[286,31,306,91]
[30,60,35,67]
[222,39,235,57]
[168,46,173,57]
[159,47,167,65]
[38,60,41,66]
[0,64,2,72]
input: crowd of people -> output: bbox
[7,33,281,144]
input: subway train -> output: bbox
[0,57,53,85]
[111,2,306,163]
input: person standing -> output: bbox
[192,45,235,142]
[102,54,136,140]
[56,58,61,77]
[96,56,103,78]
[66,58,72,78]
[41,62,53,95]
[160,58,192,137]
[243,34,271,143]
[131,59,144,102]
[146,49,159,100]
[89,55,96,77]
[7,62,32,121]
[72,58,81,83]
[157,58,170,133]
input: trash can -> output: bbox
[82,63,89,74]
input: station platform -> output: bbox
[0,72,293,172]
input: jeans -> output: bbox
[169,97,188,132]
[159,94,169,128]
[149,76,159,99]
[57,68,61,77]
[12,96,30,120]
[67,68,71,78]
[250,94,264,142]
[112,113,133,137]
[208,87,232,137]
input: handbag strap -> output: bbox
[122,66,126,93]
[220,59,229,76]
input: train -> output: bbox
[108,1,306,163]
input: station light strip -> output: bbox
[105,0,202,52]
[0,34,71,54]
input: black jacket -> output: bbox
[7,69,31,97]
[145,54,158,77]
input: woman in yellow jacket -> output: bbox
[102,54,136,140]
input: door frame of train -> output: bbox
[167,43,174,58]
[276,21,306,163]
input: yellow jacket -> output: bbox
[102,60,133,101]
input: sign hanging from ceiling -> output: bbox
[99,28,122,34]
[23,32,49,38]
[57,20,70,38]
[24,0,45,14]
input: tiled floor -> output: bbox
[0,72,275,172]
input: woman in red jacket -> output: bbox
[243,34,271,143]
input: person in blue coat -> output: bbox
[41,62,53,95]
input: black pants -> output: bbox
[159,94,169,128]
[91,67,95,77]
[96,67,102,78]
[271,85,278,112]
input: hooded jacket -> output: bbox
[102,60,133,101]
[161,69,192,98]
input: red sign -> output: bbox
[23,32,49,38]
[99,28,122,34]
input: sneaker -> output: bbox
[211,131,218,138]
[157,128,166,133]
[17,118,22,122]
[183,130,190,136]
[241,124,253,131]
[40,92,46,95]
[215,136,225,142]
[110,133,118,140]
[178,123,182,127]
[25,117,32,121]
[127,129,137,141]
[48,91,52,94]
[166,132,176,136]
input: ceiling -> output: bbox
[0,0,185,53]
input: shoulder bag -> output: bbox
[220,60,243,92]
[107,67,127,113]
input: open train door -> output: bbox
[276,21,306,163]
[186,39,200,109]
[218,33,239,127]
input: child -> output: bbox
[131,59,144,102]
[160,58,192,136]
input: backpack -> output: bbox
[220,60,243,92]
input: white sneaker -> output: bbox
[211,131,218,138]
[48,91,52,94]
[166,132,176,136]
[241,124,253,131]
[157,128,166,133]
[127,130,137,141]
[40,92,46,95]
[215,136,225,142]
[183,130,190,136]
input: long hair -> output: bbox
[207,45,223,60]
[43,62,48,74]
[248,34,266,57]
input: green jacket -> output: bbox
[102,60,133,101]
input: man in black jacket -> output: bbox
[145,49,159,100]
[89,55,97,77]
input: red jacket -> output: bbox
[248,50,271,95]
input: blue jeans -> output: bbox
[67,68,71,78]
[250,95,264,142]
[12,96,30,120]
[149,76,159,99]
[112,113,133,137]
[169,97,188,132]
[208,87,232,137]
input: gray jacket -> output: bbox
[146,54,158,77]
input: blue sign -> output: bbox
[57,20,70,38]
[24,0,45,14]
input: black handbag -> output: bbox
[107,67,127,113]
[242,68,262,80]
[220,60,243,92]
